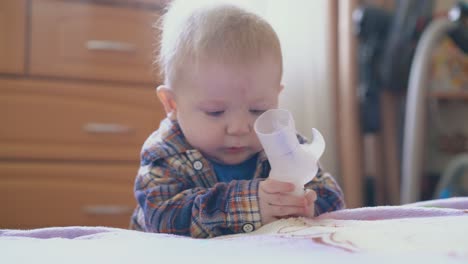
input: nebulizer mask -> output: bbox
[254,109,326,196]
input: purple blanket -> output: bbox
[1,197,467,264]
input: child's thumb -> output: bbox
[305,189,317,206]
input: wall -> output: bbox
[265,1,340,179]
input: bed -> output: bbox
[1,197,467,264]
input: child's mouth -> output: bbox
[225,147,246,154]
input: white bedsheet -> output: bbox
[2,197,467,264]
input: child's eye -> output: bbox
[205,111,225,117]
[250,109,266,115]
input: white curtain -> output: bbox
[265,1,340,178]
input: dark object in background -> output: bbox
[354,1,468,134]
[353,0,433,133]
[379,0,434,93]
[448,2,468,54]
[354,6,392,133]
[421,172,441,201]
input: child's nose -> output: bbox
[226,115,252,135]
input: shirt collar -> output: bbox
[140,116,191,165]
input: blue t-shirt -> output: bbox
[210,154,258,182]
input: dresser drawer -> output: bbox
[0,162,138,229]
[0,0,26,74]
[30,0,162,83]
[0,78,165,161]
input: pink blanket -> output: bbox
[1,197,468,264]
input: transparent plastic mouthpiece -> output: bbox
[254,109,325,196]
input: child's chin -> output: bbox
[217,155,249,165]
[223,153,257,165]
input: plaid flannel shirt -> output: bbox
[130,117,345,238]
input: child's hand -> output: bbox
[258,179,315,225]
[303,189,317,217]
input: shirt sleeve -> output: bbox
[134,160,263,238]
[304,167,346,215]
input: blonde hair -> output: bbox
[156,0,282,87]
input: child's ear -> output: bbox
[156,85,177,116]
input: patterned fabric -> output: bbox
[130,116,345,238]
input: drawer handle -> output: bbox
[83,123,133,134]
[83,205,133,215]
[86,40,136,53]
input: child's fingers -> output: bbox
[270,204,305,217]
[260,179,295,194]
[264,193,307,207]
[305,189,317,206]
[303,189,317,217]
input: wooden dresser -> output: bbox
[0,0,167,228]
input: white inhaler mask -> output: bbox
[254,109,325,196]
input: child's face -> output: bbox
[174,58,282,165]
